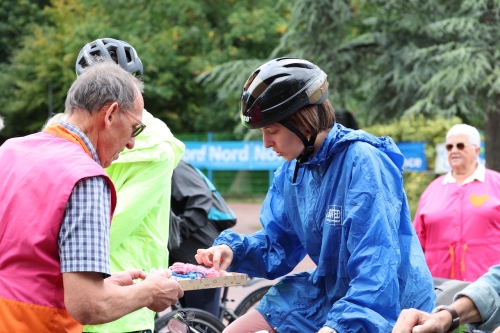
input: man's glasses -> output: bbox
[445,143,466,151]
[124,110,146,137]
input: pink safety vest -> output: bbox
[0,127,116,332]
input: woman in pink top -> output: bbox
[414,124,500,281]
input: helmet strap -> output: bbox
[280,104,323,182]
[279,119,317,183]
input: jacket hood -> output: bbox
[309,123,405,173]
[112,109,185,164]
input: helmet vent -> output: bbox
[109,50,118,64]
[276,57,298,61]
[265,73,289,84]
[77,58,88,68]
[243,71,259,89]
[124,48,133,63]
[283,63,312,69]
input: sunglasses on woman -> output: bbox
[445,143,466,151]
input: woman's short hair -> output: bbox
[286,100,336,137]
[446,124,481,147]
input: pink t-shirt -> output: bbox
[414,169,500,281]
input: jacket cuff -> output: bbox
[323,320,341,333]
[454,280,500,331]
[213,230,245,269]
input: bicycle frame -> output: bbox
[219,277,270,323]
[219,283,241,323]
[167,311,202,333]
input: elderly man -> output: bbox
[0,60,183,332]
[75,38,186,333]
[414,123,500,282]
[393,264,500,333]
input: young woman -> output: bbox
[196,58,436,333]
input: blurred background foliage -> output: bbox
[365,115,463,172]
[2,0,500,213]
[364,115,463,215]
[0,0,290,139]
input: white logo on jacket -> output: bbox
[326,205,342,226]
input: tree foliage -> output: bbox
[364,115,463,217]
[270,0,357,110]
[196,0,356,140]
[345,0,500,169]
[343,1,495,121]
[0,0,289,142]
[365,114,462,171]
[0,0,50,63]
[199,0,500,171]
[4,0,500,171]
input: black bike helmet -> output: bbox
[241,58,329,182]
[75,38,143,77]
[240,57,328,129]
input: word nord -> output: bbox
[209,145,249,162]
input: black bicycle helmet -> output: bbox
[240,57,328,129]
[75,38,143,77]
[241,58,329,182]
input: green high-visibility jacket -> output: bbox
[84,110,185,333]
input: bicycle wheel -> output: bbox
[234,285,272,316]
[155,307,226,333]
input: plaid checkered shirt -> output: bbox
[57,121,111,276]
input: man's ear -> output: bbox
[103,102,120,130]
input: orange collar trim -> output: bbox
[43,123,93,159]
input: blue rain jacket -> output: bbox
[214,124,435,333]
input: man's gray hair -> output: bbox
[446,123,481,147]
[65,58,144,115]
[0,116,4,132]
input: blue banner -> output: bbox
[182,141,284,170]
[182,141,427,172]
[397,142,427,172]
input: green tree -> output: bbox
[193,0,380,132]
[269,0,359,112]
[0,0,50,64]
[200,0,500,174]
[196,0,356,140]
[365,115,462,216]
[0,0,95,138]
[344,0,500,170]
[0,0,289,142]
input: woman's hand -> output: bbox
[317,328,336,333]
[392,308,450,333]
[195,244,234,271]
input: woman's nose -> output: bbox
[262,132,272,148]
